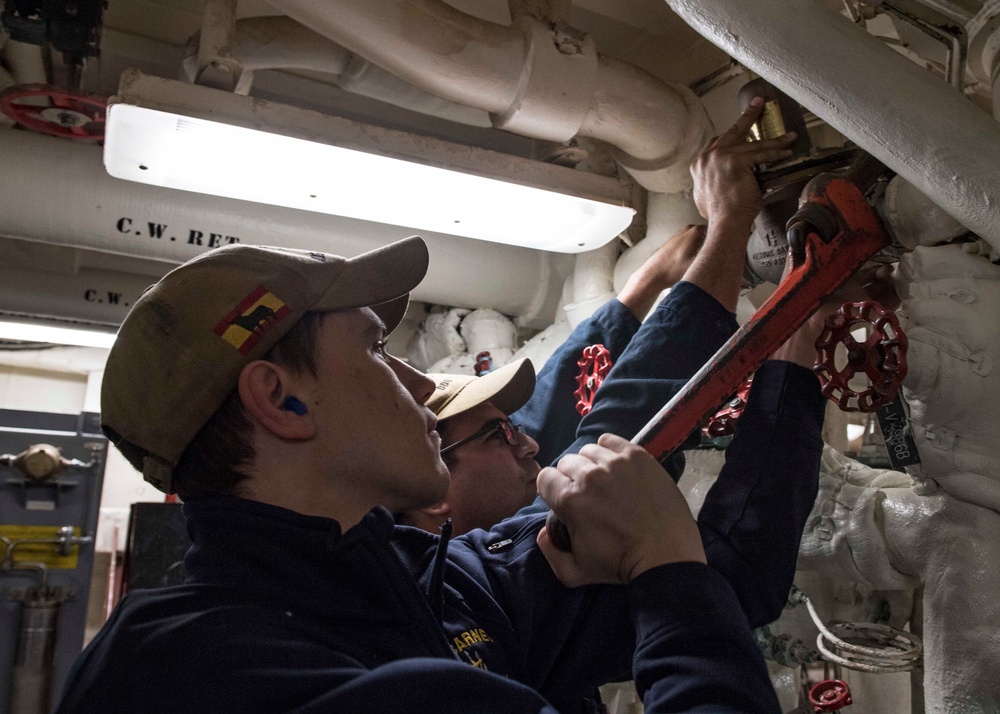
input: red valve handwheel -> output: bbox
[573,344,612,417]
[0,84,107,141]
[702,375,754,438]
[475,351,493,376]
[813,300,908,413]
[809,679,853,712]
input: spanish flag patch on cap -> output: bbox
[214,285,292,355]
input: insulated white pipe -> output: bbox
[263,0,524,114]
[0,39,48,85]
[571,242,618,306]
[879,177,967,250]
[0,128,570,327]
[564,241,618,328]
[664,0,1000,251]
[614,191,704,293]
[223,16,352,75]
[180,17,493,126]
[263,0,712,192]
[195,0,241,91]
[180,16,351,91]
[0,347,109,376]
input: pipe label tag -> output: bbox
[875,395,921,469]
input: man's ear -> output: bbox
[238,360,316,440]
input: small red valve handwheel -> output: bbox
[809,679,853,712]
[475,351,493,376]
[573,344,612,417]
[0,84,107,141]
[703,375,754,438]
[813,300,908,413]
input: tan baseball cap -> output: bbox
[101,236,429,494]
[426,358,535,422]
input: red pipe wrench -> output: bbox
[547,156,893,552]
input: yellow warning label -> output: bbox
[0,525,82,569]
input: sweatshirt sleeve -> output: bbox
[698,359,826,627]
[554,282,825,627]
[564,281,738,458]
[512,298,641,467]
[629,563,781,713]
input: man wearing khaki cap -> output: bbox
[399,224,705,537]
[56,234,779,714]
[58,101,806,713]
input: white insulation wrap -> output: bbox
[897,243,1000,506]
[799,447,1000,713]
[879,177,968,250]
[664,0,1000,251]
[0,128,570,327]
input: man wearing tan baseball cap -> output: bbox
[100,238,427,498]
[398,224,705,537]
[58,101,815,714]
[401,359,541,535]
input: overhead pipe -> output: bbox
[182,16,352,92]
[663,0,1000,252]
[0,128,571,328]
[262,0,713,193]
[179,16,493,126]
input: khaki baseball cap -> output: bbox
[101,236,428,494]
[426,358,535,421]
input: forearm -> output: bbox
[512,299,640,467]
[616,224,706,320]
[698,360,826,626]
[681,215,755,314]
[630,563,780,713]
[567,282,738,456]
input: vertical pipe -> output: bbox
[195,0,241,90]
[8,596,62,714]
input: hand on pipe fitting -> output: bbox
[691,96,797,227]
[536,434,705,587]
[684,98,797,314]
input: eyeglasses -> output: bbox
[440,418,524,456]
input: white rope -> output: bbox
[794,588,923,674]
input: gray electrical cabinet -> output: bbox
[0,409,106,714]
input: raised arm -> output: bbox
[512,224,705,467]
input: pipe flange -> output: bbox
[490,17,597,142]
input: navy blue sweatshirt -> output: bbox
[58,501,780,713]
[516,282,825,626]
[57,284,824,713]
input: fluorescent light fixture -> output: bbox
[103,73,636,254]
[0,320,117,349]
